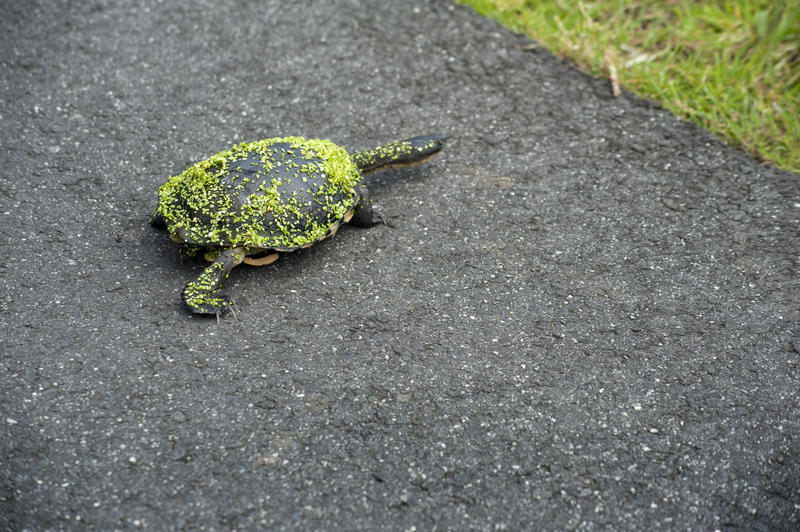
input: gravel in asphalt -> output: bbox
[1,0,798,529]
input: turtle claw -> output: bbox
[373,211,386,226]
[377,213,394,228]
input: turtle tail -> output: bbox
[353,133,446,174]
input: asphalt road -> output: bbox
[2,0,798,529]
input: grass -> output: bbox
[457,0,800,173]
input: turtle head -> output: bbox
[394,133,446,167]
[408,133,447,154]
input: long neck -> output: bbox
[353,134,445,174]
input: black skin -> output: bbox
[152,133,446,316]
[350,185,385,227]
[150,211,166,229]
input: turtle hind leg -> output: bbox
[182,247,245,316]
[349,186,386,228]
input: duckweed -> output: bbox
[155,137,362,250]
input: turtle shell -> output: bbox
[154,137,363,251]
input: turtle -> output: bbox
[151,133,446,315]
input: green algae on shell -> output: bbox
[154,136,363,250]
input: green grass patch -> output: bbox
[458,0,800,173]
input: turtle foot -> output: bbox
[182,286,234,316]
[350,206,387,228]
[180,247,245,316]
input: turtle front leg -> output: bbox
[182,247,245,315]
[349,186,385,227]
